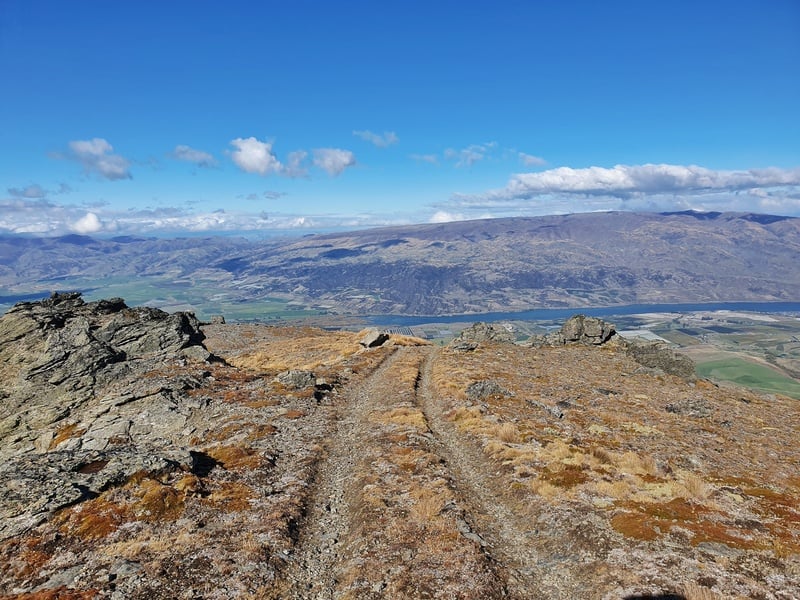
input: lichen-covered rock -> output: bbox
[453,322,515,346]
[275,369,316,389]
[531,314,617,346]
[625,340,696,380]
[0,293,215,540]
[465,380,512,401]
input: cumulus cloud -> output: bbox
[7,184,47,199]
[172,145,217,167]
[430,210,465,223]
[519,152,546,167]
[444,142,497,168]
[72,212,103,234]
[65,138,132,180]
[445,163,800,217]
[353,130,399,147]
[497,164,800,199]
[312,148,356,176]
[229,137,284,175]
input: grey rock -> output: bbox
[465,380,513,401]
[359,329,389,348]
[529,315,617,347]
[0,293,214,540]
[453,322,515,346]
[625,340,696,380]
[0,446,192,540]
[275,369,317,389]
[665,396,711,417]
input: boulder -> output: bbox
[275,369,316,389]
[529,315,616,347]
[452,322,515,347]
[625,341,696,380]
[465,380,513,401]
[359,329,389,348]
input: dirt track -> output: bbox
[284,346,586,599]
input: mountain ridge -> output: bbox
[1,210,798,318]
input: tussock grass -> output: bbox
[377,406,429,430]
[495,422,522,443]
[231,329,363,373]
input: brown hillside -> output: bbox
[0,300,798,599]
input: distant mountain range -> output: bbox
[2,210,799,316]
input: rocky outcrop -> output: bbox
[465,380,512,401]
[526,314,696,380]
[0,293,215,540]
[529,314,617,346]
[625,340,697,379]
[452,322,515,347]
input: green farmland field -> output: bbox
[695,357,800,400]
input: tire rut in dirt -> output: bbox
[418,347,573,599]
[285,347,402,599]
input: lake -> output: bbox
[367,301,800,328]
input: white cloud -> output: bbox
[313,148,356,176]
[72,212,103,234]
[284,150,309,178]
[229,137,284,175]
[444,142,497,168]
[172,145,217,167]
[499,164,800,198]
[7,184,47,199]
[445,163,800,218]
[353,130,399,148]
[66,138,132,180]
[410,153,439,165]
[519,152,546,167]
[430,210,464,223]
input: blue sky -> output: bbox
[1,0,799,235]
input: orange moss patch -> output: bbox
[204,481,254,512]
[0,536,52,580]
[611,498,765,550]
[610,511,661,541]
[55,496,131,540]
[48,422,86,450]
[205,444,262,469]
[540,464,589,488]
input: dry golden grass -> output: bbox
[376,406,429,430]
[495,422,522,443]
[530,477,559,499]
[678,471,712,501]
[387,334,431,347]
[615,451,660,477]
[203,481,254,512]
[231,328,363,373]
[205,444,262,470]
[681,582,723,600]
